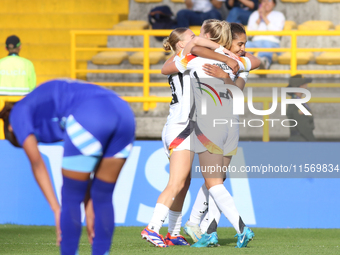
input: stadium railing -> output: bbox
[1,30,340,142]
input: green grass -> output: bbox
[0,225,339,254]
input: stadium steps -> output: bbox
[0,29,108,45]
[0,0,129,84]
[0,0,128,14]
[0,14,120,29]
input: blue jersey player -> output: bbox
[0,79,135,255]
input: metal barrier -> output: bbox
[1,96,340,142]
[70,29,340,87]
[68,29,340,141]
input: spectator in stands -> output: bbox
[0,35,36,95]
[246,0,285,69]
[286,75,316,142]
[226,0,258,25]
[176,0,225,28]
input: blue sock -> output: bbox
[91,177,116,255]
[60,176,89,255]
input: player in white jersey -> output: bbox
[185,23,258,248]
[141,26,240,248]
[162,20,260,248]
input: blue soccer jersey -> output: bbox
[10,79,135,171]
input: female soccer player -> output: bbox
[0,79,135,255]
[141,24,240,248]
[162,20,259,248]
[185,23,256,248]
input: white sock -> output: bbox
[206,194,221,234]
[168,210,182,236]
[209,184,244,234]
[188,184,209,225]
[148,203,169,234]
[200,210,209,233]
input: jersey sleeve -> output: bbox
[237,57,252,72]
[9,103,35,147]
[174,51,197,73]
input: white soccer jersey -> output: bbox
[165,55,193,125]
[174,49,251,154]
[174,48,252,81]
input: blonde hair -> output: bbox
[202,19,232,50]
[163,27,189,53]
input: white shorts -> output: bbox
[223,116,239,156]
[162,120,194,158]
[194,113,239,156]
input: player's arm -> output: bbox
[161,55,177,75]
[182,36,234,56]
[22,134,61,245]
[191,46,239,74]
[202,64,238,97]
[243,52,261,70]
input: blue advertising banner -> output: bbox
[0,140,339,228]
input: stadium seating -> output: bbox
[317,0,340,2]
[91,52,129,65]
[277,52,314,65]
[280,0,309,2]
[128,52,165,65]
[0,0,129,84]
[134,0,163,2]
[113,20,149,30]
[171,0,185,2]
[284,21,297,30]
[189,26,201,32]
[298,20,334,30]
[315,52,340,65]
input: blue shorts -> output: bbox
[61,96,135,172]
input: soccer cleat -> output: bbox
[191,232,218,248]
[234,227,254,248]
[141,227,168,248]
[183,222,203,243]
[164,233,190,246]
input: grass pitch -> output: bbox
[0,225,339,254]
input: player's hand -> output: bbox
[222,48,239,60]
[203,64,230,79]
[222,57,239,74]
[85,199,95,245]
[53,206,61,246]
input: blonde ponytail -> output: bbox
[202,20,233,49]
[162,27,189,53]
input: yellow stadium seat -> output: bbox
[283,20,297,30]
[171,0,185,2]
[189,26,201,32]
[272,53,278,62]
[334,24,340,30]
[277,52,314,65]
[318,0,340,2]
[315,52,340,65]
[298,20,334,30]
[128,52,165,65]
[91,52,129,65]
[113,20,149,30]
[134,0,163,2]
[280,0,309,2]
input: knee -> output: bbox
[166,181,186,196]
[177,9,189,19]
